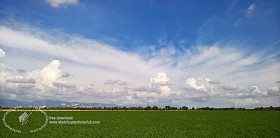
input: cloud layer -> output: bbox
[0,24,279,107]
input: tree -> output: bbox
[123,106,127,111]
[182,106,188,110]
[138,106,144,110]
[165,106,171,110]
[152,106,158,110]
[171,107,177,111]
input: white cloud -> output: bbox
[236,98,260,106]
[247,86,267,96]
[0,48,5,59]
[177,44,280,90]
[39,60,62,87]
[0,26,162,85]
[159,85,172,97]
[0,59,71,98]
[46,0,78,8]
[0,24,279,107]
[247,4,256,16]
[268,86,280,93]
[150,72,169,86]
[53,81,76,88]
[248,86,261,93]
[149,72,172,96]
[185,77,214,92]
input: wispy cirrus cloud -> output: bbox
[0,25,163,80]
[247,4,256,16]
[46,0,79,8]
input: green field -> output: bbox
[1,111,280,137]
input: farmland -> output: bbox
[1,111,280,137]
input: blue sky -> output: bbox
[0,0,279,107]
[1,0,279,51]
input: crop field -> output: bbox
[1,111,280,137]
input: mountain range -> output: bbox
[0,99,118,108]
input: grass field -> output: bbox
[1,111,279,137]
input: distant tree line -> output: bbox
[0,106,279,111]
[254,106,280,111]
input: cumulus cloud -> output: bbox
[149,72,172,96]
[0,48,5,59]
[36,60,62,87]
[268,86,280,93]
[246,86,267,96]
[46,0,78,8]
[185,77,215,92]
[247,86,261,93]
[0,59,69,98]
[159,86,172,97]
[150,72,170,86]
[231,86,268,99]
[101,72,174,104]
[247,4,256,16]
